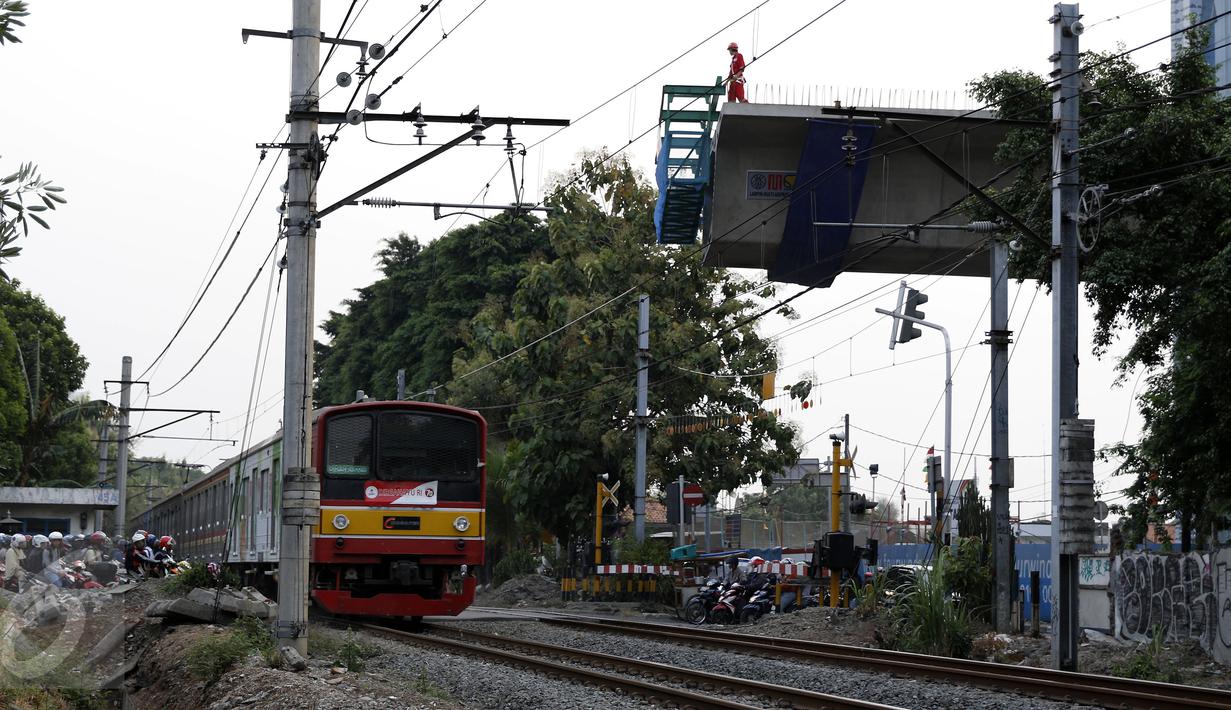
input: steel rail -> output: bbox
[418,622,906,710]
[528,614,1231,710]
[347,620,754,709]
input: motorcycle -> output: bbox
[739,584,776,623]
[708,581,747,625]
[683,579,724,625]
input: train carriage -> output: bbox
[134,400,486,618]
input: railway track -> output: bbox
[347,618,906,710]
[467,608,1231,710]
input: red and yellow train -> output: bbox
[135,399,486,618]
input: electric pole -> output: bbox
[989,239,1014,631]
[633,294,649,541]
[96,422,109,532]
[116,357,131,539]
[278,0,322,658]
[1050,2,1085,671]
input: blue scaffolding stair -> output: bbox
[654,80,723,245]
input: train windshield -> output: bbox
[376,411,479,482]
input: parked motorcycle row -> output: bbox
[682,574,822,625]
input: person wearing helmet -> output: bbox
[125,532,150,576]
[724,556,746,583]
[724,41,748,104]
[85,532,109,564]
[0,533,10,551]
[4,534,26,591]
[24,534,51,574]
[48,531,66,563]
[153,536,178,575]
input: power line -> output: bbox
[150,234,283,398]
[137,145,286,382]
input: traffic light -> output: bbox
[926,455,943,493]
[849,493,878,515]
[898,288,928,343]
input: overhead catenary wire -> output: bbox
[136,144,286,383]
[150,233,284,399]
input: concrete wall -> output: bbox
[4,504,100,535]
[706,104,1028,278]
[1114,548,1231,666]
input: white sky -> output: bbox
[3,1,1173,524]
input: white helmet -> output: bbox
[132,532,146,543]
[11,534,26,547]
[32,534,48,548]
[48,531,63,541]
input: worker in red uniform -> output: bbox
[725,42,748,103]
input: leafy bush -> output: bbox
[847,571,886,619]
[612,536,669,564]
[945,537,993,619]
[492,548,537,587]
[885,551,974,658]
[162,562,239,596]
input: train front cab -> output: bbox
[309,401,485,617]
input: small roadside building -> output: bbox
[0,486,120,536]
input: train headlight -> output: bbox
[332,514,350,530]
[452,516,471,532]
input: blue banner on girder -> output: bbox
[769,120,879,287]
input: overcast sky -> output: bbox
[3,1,1173,523]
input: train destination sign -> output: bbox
[364,480,439,506]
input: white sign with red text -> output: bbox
[363,480,438,506]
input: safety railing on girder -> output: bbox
[654,79,723,246]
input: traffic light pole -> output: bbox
[875,308,952,540]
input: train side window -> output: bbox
[325,414,372,477]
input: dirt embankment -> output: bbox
[475,574,562,608]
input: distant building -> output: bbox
[1172,0,1231,95]
[0,487,119,536]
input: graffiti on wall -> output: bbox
[1115,551,1215,649]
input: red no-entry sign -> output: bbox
[682,484,705,506]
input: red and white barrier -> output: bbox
[755,562,811,578]
[595,564,675,575]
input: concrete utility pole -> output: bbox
[277,0,322,658]
[95,423,109,532]
[116,357,131,539]
[633,295,649,541]
[989,240,1014,631]
[1050,2,1083,671]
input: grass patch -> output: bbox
[186,616,274,683]
[0,688,119,709]
[1112,626,1184,683]
[310,629,381,671]
[410,670,451,700]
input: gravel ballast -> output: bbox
[448,619,1098,710]
[357,627,656,709]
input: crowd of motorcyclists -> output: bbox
[683,555,821,625]
[0,528,184,593]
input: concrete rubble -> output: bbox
[145,586,277,622]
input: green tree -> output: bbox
[0,3,67,280]
[448,152,799,540]
[0,313,28,474]
[315,215,551,404]
[0,280,96,485]
[968,31,1231,548]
